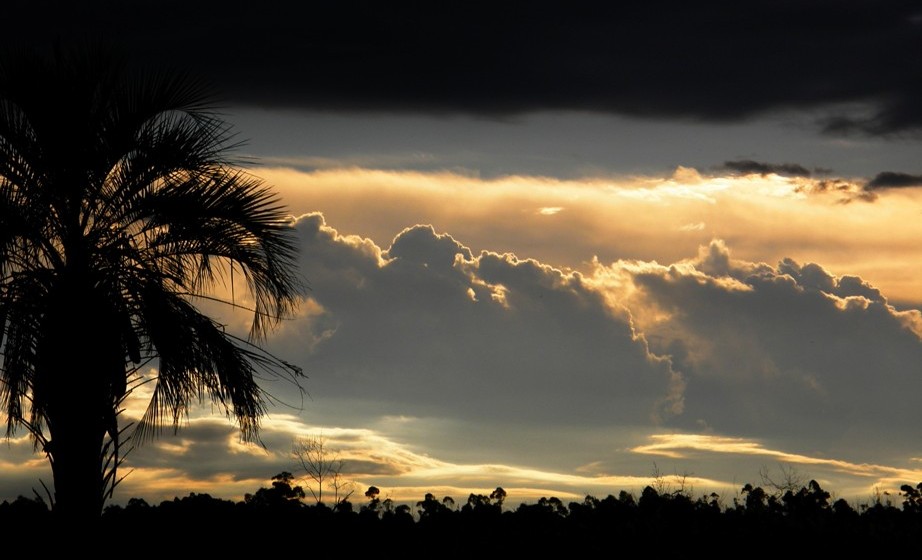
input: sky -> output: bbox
[3,1,922,508]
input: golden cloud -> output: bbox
[632,433,922,484]
[255,166,922,306]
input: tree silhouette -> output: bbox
[244,472,306,510]
[0,46,302,519]
[9,474,922,553]
[292,434,354,505]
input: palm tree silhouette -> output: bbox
[0,46,303,519]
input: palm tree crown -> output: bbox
[0,46,303,517]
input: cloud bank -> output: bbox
[598,241,922,462]
[8,1,922,134]
[112,217,922,502]
[275,214,683,428]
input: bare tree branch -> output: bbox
[292,433,354,505]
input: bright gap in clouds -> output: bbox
[62,389,922,506]
[260,165,922,307]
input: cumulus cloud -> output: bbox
[266,218,922,496]
[276,213,683,428]
[596,240,922,463]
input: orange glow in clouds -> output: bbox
[256,166,922,306]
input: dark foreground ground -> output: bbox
[3,479,921,555]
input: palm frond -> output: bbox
[0,46,305,514]
[132,279,298,444]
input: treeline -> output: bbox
[3,473,922,554]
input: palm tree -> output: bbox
[0,46,303,519]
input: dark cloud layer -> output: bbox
[129,421,277,482]
[720,160,813,177]
[8,1,922,134]
[866,171,922,189]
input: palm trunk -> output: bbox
[37,272,121,519]
[47,406,107,518]
[41,332,111,519]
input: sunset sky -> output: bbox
[3,2,922,507]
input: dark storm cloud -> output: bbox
[720,160,813,177]
[866,171,922,189]
[9,1,922,134]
